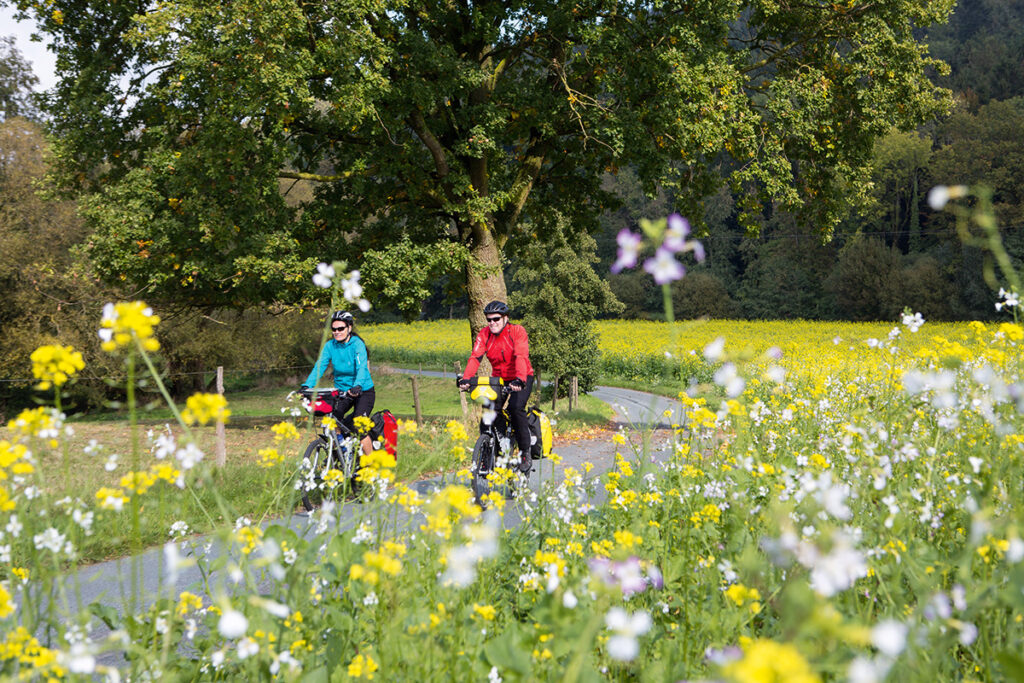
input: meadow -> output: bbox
[2,306,1024,681]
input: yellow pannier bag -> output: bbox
[528,405,553,459]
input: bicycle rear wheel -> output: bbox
[301,437,333,512]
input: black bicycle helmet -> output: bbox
[483,301,509,316]
[330,310,355,325]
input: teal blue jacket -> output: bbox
[304,335,374,392]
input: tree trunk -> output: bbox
[464,219,507,343]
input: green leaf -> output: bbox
[998,652,1024,683]
[89,601,123,630]
[484,627,532,676]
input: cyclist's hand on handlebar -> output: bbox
[457,378,471,391]
[508,378,525,392]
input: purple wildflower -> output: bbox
[611,229,642,274]
[643,247,685,284]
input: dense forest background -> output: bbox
[2,1,1023,410]
[577,1,1024,323]
[588,0,1024,322]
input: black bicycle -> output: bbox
[461,377,521,506]
[296,388,360,511]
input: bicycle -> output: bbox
[296,388,360,512]
[461,377,522,506]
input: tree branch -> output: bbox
[408,108,451,178]
[277,170,349,182]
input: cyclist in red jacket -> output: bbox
[458,300,536,474]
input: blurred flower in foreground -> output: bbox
[30,344,85,390]
[721,639,820,683]
[604,607,652,661]
[312,262,335,288]
[99,302,160,352]
[996,287,1019,312]
[926,184,967,210]
[589,556,663,597]
[644,247,685,284]
[181,393,231,426]
[611,229,642,274]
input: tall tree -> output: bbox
[0,35,39,121]
[12,0,954,336]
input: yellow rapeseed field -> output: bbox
[361,318,986,383]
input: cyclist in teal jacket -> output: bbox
[302,311,375,453]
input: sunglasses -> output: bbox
[332,325,348,332]
[486,316,503,323]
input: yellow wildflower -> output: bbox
[347,653,379,680]
[258,447,284,468]
[7,408,60,442]
[691,503,722,527]
[999,323,1024,342]
[722,639,820,683]
[353,415,375,435]
[150,462,181,485]
[725,584,763,614]
[177,591,203,616]
[181,393,230,426]
[613,529,643,550]
[236,526,262,555]
[271,421,300,441]
[119,471,157,496]
[445,420,468,442]
[30,344,85,390]
[472,603,496,621]
[357,449,397,484]
[0,583,14,619]
[95,487,128,511]
[99,301,161,352]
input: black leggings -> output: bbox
[331,388,376,432]
[506,377,534,458]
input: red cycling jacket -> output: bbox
[463,323,534,382]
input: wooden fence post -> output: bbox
[215,366,227,467]
[551,376,558,412]
[411,376,423,425]
[570,376,578,411]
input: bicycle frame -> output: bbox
[463,377,520,504]
[297,388,360,510]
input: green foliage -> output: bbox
[0,117,121,413]
[607,271,659,319]
[927,0,1024,104]
[0,36,38,121]
[510,214,623,395]
[738,237,837,320]
[360,237,469,321]
[670,271,739,320]
[21,0,955,324]
[899,254,956,319]
[826,235,904,320]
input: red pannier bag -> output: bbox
[369,410,398,456]
[311,390,339,416]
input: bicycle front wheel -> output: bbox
[300,437,333,512]
[471,434,494,506]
